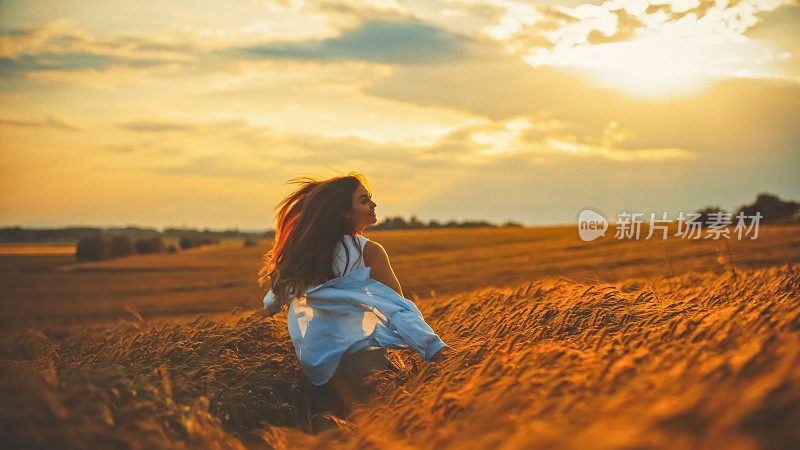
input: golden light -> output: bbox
[582,36,721,99]
[524,32,775,100]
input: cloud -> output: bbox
[364,52,605,121]
[0,15,477,90]
[363,49,800,157]
[0,114,83,131]
[5,0,793,97]
[102,144,136,153]
[0,19,201,76]
[114,116,418,166]
[542,136,693,161]
[474,0,797,64]
[151,155,279,179]
[113,112,694,181]
[0,117,45,128]
[2,1,796,82]
[240,19,475,65]
[119,121,199,133]
[586,8,643,44]
[0,0,470,81]
[0,52,122,73]
[116,118,294,154]
[419,115,695,163]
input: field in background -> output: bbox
[0,242,76,255]
[1,221,798,332]
[1,222,799,448]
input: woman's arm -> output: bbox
[363,240,403,297]
[362,241,455,362]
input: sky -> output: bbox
[1,0,798,230]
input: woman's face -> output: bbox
[346,183,377,233]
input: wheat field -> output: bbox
[1,223,799,448]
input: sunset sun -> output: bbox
[524,33,769,99]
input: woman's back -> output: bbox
[332,234,368,277]
[331,234,379,353]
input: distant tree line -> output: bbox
[368,216,523,230]
[75,234,176,262]
[695,192,799,227]
[178,235,218,250]
[74,232,233,262]
[3,191,795,255]
[71,227,279,262]
[0,226,275,243]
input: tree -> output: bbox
[408,216,425,229]
[694,206,727,228]
[75,235,109,262]
[734,193,800,223]
[107,235,135,258]
[135,236,165,254]
[502,221,523,228]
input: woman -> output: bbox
[254,173,452,430]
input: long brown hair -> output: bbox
[259,172,370,310]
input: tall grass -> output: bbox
[2,264,799,448]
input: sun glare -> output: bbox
[589,60,711,99]
[586,35,721,99]
[524,33,772,99]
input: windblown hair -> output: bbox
[258,172,370,311]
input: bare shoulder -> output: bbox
[363,240,388,266]
[362,239,403,295]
